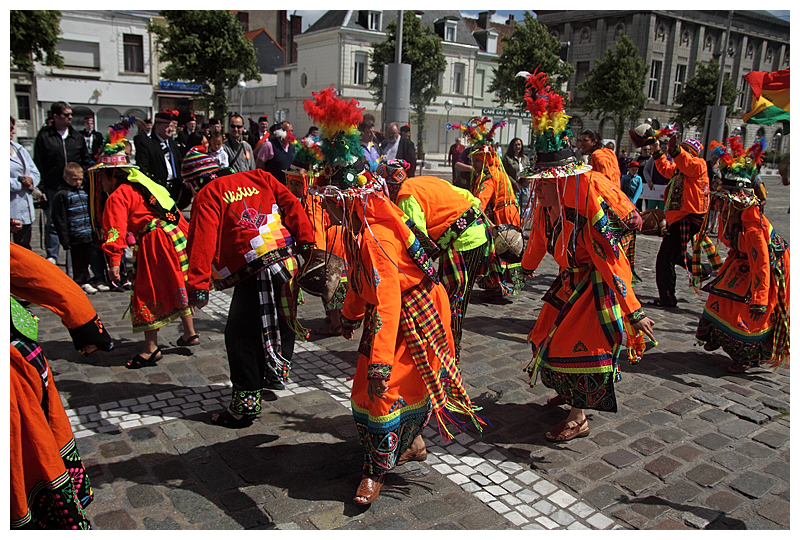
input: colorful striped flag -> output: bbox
[742,69,790,125]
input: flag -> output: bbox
[742,69,790,125]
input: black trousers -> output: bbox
[12,224,32,250]
[225,272,295,392]
[69,242,93,285]
[655,217,701,305]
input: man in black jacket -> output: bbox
[380,122,417,176]
[80,115,104,164]
[135,111,184,203]
[33,101,91,263]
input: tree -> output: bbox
[148,11,261,119]
[10,10,64,72]
[578,34,648,151]
[674,59,738,128]
[488,12,573,109]
[368,12,447,158]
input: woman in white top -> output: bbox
[10,116,41,249]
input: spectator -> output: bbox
[578,129,621,185]
[256,121,295,184]
[142,118,153,137]
[33,101,91,264]
[642,140,670,210]
[453,144,474,190]
[305,125,319,141]
[222,113,256,172]
[207,131,229,168]
[80,115,103,163]
[447,136,465,185]
[248,115,270,149]
[358,114,381,172]
[208,118,224,139]
[134,111,184,203]
[636,145,651,166]
[51,163,96,294]
[399,124,412,140]
[617,149,630,172]
[620,161,643,204]
[502,137,531,211]
[177,114,196,147]
[380,122,417,176]
[10,116,41,250]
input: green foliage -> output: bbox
[674,60,738,128]
[578,34,648,150]
[148,11,261,118]
[488,12,573,108]
[10,11,64,72]
[368,12,447,155]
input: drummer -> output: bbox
[381,160,491,363]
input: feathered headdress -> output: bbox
[292,135,324,170]
[89,117,137,170]
[452,117,506,151]
[714,135,764,180]
[518,70,572,154]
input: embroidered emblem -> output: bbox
[222,186,260,203]
[613,274,627,297]
[367,363,392,380]
[573,341,588,353]
[738,320,750,331]
[237,201,267,230]
[710,300,720,312]
[105,228,119,243]
[592,238,607,260]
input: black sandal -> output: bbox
[177,334,200,346]
[126,347,162,369]
[211,409,253,429]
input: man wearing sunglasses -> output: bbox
[223,113,256,172]
[33,101,91,264]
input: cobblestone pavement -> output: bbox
[26,174,789,530]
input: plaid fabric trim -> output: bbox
[403,218,440,285]
[688,227,722,292]
[438,244,486,358]
[435,206,481,252]
[397,283,483,439]
[591,269,626,366]
[11,336,50,419]
[257,264,293,382]
[278,256,309,340]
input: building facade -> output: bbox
[536,10,790,154]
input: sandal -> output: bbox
[545,417,590,442]
[177,334,200,346]
[353,474,384,505]
[703,341,721,352]
[727,362,750,374]
[126,348,162,369]
[397,436,428,466]
[210,409,253,429]
[547,394,567,406]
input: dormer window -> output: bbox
[357,10,382,31]
[486,31,498,54]
[445,20,457,42]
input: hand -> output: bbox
[110,265,120,281]
[523,269,536,279]
[367,379,389,403]
[667,135,679,155]
[192,300,208,310]
[647,181,654,190]
[20,176,34,190]
[341,325,355,341]
[10,219,22,233]
[632,317,656,344]
[750,309,765,322]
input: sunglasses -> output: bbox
[230,124,244,129]
[61,112,74,117]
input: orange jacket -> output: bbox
[654,147,710,223]
[590,147,621,184]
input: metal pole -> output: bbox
[395,11,403,65]
[715,10,734,107]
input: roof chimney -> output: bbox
[289,14,301,64]
[478,12,490,30]
[506,14,516,26]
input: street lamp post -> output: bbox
[237,80,246,116]
[444,99,453,154]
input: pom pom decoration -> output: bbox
[303,85,365,169]
[292,135,324,170]
[708,136,763,182]
[517,69,573,154]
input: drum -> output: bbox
[297,249,346,304]
[640,209,666,236]
[492,224,524,263]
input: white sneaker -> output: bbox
[81,283,98,295]
[93,283,111,292]
[46,257,57,264]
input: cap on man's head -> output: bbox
[400,124,411,133]
[154,112,172,122]
[258,116,269,123]
[208,118,221,125]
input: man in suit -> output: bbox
[380,122,417,176]
[135,111,184,203]
[80,115,104,164]
[248,115,270,150]
[177,114,196,148]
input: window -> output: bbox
[58,39,100,70]
[445,20,457,42]
[673,64,686,99]
[452,63,465,95]
[369,11,382,31]
[475,69,485,98]
[15,85,31,120]
[648,60,662,99]
[738,74,750,109]
[486,33,498,54]
[354,52,367,86]
[123,34,144,73]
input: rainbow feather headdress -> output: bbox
[88,118,138,170]
[291,135,324,171]
[709,136,765,207]
[452,117,506,153]
[518,70,573,155]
